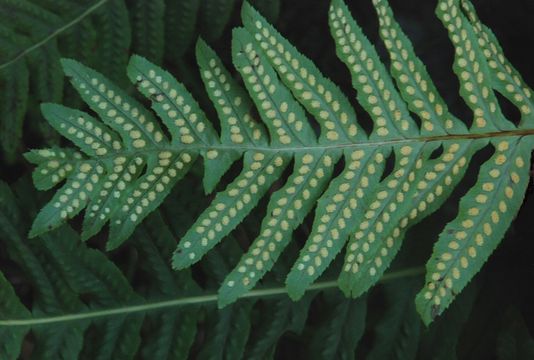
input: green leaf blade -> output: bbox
[416,136,533,325]
[81,155,145,241]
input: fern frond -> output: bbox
[133,213,200,359]
[27,41,64,103]
[244,295,315,359]
[129,0,165,64]
[198,302,254,360]
[199,0,238,42]
[367,278,421,360]
[91,0,131,85]
[0,181,95,358]
[309,292,367,359]
[0,272,29,359]
[0,59,29,163]
[0,180,194,358]
[248,0,280,24]
[28,0,534,325]
[164,0,201,61]
[0,0,116,164]
[0,0,248,165]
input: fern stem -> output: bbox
[0,266,424,327]
[0,0,110,70]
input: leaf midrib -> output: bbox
[67,128,534,165]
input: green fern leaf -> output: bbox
[244,249,316,359]
[27,41,64,103]
[3,177,355,358]
[0,182,91,359]
[415,136,533,325]
[27,0,534,326]
[0,0,162,165]
[0,184,31,360]
[245,295,314,359]
[0,24,30,163]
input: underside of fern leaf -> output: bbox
[28,0,534,325]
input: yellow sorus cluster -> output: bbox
[202,58,263,144]
[80,76,164,148]
[117,152,193,224]
[251,18,358,142]
[59,115,121,156]
[137,70,208,145]
[186,153,286,264]
[422,140,523,307]
[329,3,413,137]
[437,0,500,130]
[240,43,306,145]
[41,162,74,185]
[86,156,143,220]
[51,162,104,219]
[37,149,81,160]
[225,152,331,288]
[38,150,82,185]
[373,0,450,133]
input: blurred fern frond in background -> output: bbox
[0,0,279,163]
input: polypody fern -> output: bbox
[28,0,534,324]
